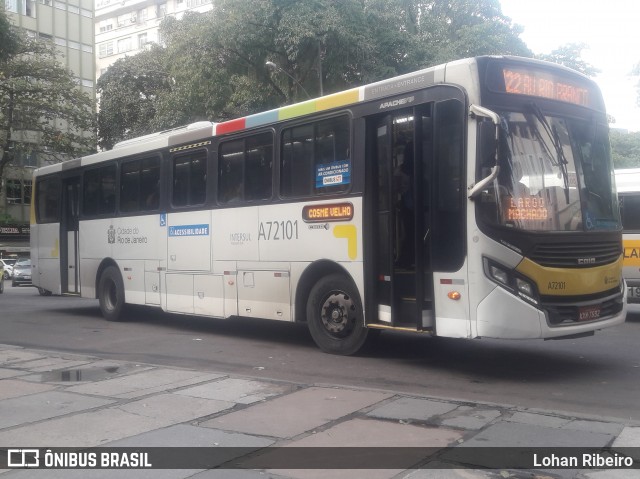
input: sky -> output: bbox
[500,0,640,132]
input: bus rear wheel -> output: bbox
[306,274,370,355]
[98,265,126,321]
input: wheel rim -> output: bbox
[319,290,356,339]
[104,278,117,312]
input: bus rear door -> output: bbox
[61,175,80,294]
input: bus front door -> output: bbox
[61,176,80,294]
[370,106,434,330]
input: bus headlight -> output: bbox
[490,265,509,285]
[516,278,534,297]
[484,257,539,305]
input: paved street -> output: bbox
[1,287,640,476]
[1,286,640,421]
[0,343,639,478]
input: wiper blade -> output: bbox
[527,102,571,202]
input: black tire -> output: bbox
[0,278,4,294]
[37,287,52,296]
[306,273,371,355]
[98,265,126,321]
[3,271,9,280]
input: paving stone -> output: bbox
[367,397,458,422]
[461,421,614,448]
[0,408,168,447]
[441,409,501,430]
[507,411,571,428]
[581,471,640,479]
[611,426,640,460]
[0,350,47,366]
[117,393,234,422]
[0,378,56,400]
[10,357,91,373]
[441,421,615,473]
[402,468,495,479]
[191,470,291,479]
[66,369,226,398]
[0,368,27,379]
[1,424,273,479]
[258,418,463,479]
[202,387,391,438]
[563,419,624,436]
[177,377,291,405]
[0,391,115,430]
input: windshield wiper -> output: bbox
[527,102,571,203]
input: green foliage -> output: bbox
[610,129,640,169]
[0,11,96,192]
[536,43,600,77]
[97,45,173,150]
[0,6,20,62]
[97,0,532,148]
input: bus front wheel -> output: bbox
[98,266,126,321]
[306,274,370,355]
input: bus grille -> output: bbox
[530,241,621,268]
[542,290,624,326]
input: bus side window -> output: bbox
[218,139,244,203]
[140,158,160,211]
[172,151,207,207]
[281,125,313,197]
[83,165,116,216]
[36,176,61,223]
[621,194,640,231]
[245,132,273,201]
[281,115,350,198]
[120,160,140,212]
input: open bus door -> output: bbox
[369,105,434,330]
[61,175,80,294]
[368,97,466,333]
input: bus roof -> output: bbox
[33,55,593,177]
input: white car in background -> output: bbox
[0,259,16,280]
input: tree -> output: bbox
[0,6,19,62]
[0,12,96,194]
[610,129,640,169]
[536,43,600,77]
[97,45,173,150]
[404,0,531,67]
[97,0,531,148]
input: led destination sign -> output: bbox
[502,67,590,107]
[507,196,548,221]
[303,203,354,222]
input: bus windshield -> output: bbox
[481,108,621,232]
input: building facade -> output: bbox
[2,0,95,255]
[95,0,212,81]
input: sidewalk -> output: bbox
[0,343,638,478]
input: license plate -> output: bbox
[629,287,640,299]
[578,305,601,321]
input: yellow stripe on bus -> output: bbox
[623,239,640,267]
[516,256,623,296]
[333,225,357,260]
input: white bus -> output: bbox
[616,168,640,313]
[31,56,627,355]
